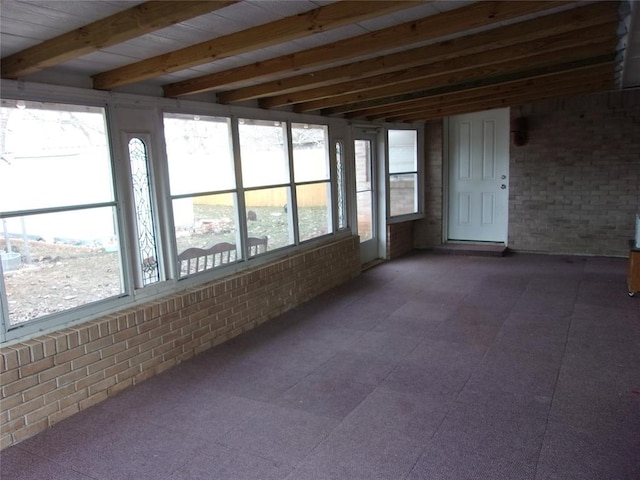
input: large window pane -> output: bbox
[239,119,289,188]
[389,130,417,173]
[292,123,329,183]
[355,139,374,243]
[388,129,419,217]
[164,114,234,195]
[355,140,372,192]
[174,193,238,251]
[174,193,239,276]
[0,101,113,212]
[1,208,123,326]
[297,182,332,242]
[245,187,292,251]
[164,113,239,277]
[389,173,418,217]
[356,191,373,242]
[0,101,121,328]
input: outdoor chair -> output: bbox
[248,236,268,256]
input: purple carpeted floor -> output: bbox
[2,252,639,480]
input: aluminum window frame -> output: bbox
[385,126,425,224]
[0,81,355,344]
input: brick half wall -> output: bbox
[0,236,360,449]
[387,221,415,259]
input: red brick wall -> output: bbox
[0,236,360,449]
[508,89,640,256]
[414,119,444,249]
[387,221,414,259]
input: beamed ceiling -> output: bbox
[1,0,638,123]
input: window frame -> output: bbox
[239,117,297,253]
[0,98,129,341]
[333,139,349,231]
[110,105,171,301]
[123,133,163,288]
[161,111,348,269]
[0,82,354,344]
[385,126,424,223]
[290,122,334,244]
[162,112,241,278]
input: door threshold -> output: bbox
[362,259,385,271]
[433,242,508,257]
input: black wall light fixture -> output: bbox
[511,117,528,146]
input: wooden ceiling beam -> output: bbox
[295,40,618,113]
[322,54,617,116]
[365,77,588,120]
[390,77,612,122]
[391,76,614,122]
[219,1,618,104]
[1,1,237,79]
[163,0,569,98]
[261,23,616,109]
[361,68,613,120]
[376,66,614,122]
[92,1,421,90]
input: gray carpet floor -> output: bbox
[2,252,639,479]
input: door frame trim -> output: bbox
[442,116,451,245]
[353,126,386,264]
[442,109,510,245]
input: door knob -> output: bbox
[501,184,506,189]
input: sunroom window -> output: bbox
[0,100,123,327]
[388,129,419,217]
[163,113,238,276]
[239,119,293,252]
[292,123,332,242]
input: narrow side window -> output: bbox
[335,140,347,230]
[128,137,160,286]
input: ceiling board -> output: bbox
[251,0,329,20]
[355,2,440,32]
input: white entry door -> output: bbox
[448,108,510,243]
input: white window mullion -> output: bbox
[0,268,9,342]
[231,117,249,261]
[286,123,299,245]
[154,114,178,281]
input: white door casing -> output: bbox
[448,108,510,243]
[354,130,380,264]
